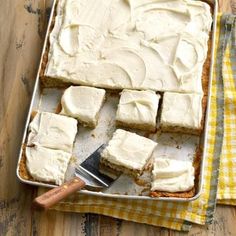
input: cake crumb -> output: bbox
[55,103,62,114]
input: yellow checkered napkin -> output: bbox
[38,14,236,231]
[216,14,236,205]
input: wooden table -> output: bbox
[0,0,235,235]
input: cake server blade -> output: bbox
[76,144,114,188]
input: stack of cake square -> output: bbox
[26,112,78,185]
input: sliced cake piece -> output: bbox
[116,90,160,132]
[150,158,195,197]
[100,129,157,178]
[60,86,106,128]
[160,92,203,135]
[25,112,78,185]
[25,146,71,185]
[27,112,78,153]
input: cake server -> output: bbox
[33,145,117,210]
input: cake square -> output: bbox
[25,146,71,185]
[27,112,78,153]
[60,86,106,128]
[150,158,194,196]
[160,92,203,135]
[116,90,160,132]
[100,129,157,178]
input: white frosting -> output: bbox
[60,86,106,126]
[26,146,71,185]
[116,90,160,128]
[45,0,212,93]
[161,92,203,129]
[101,129,157,171]
[151,158,194,192]
[28,112,78,153]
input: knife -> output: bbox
[33,145,116,210]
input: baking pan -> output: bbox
[16,0,218,202]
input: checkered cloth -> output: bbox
[216,14,236,205]
[38,14,236,231]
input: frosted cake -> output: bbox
[23,0,213,197]
[99,129,157,178]
[160,92,203,135]
[116,90,160,131]
[43,0,212,93]
[60,86,106,128]
[23,112,78,184]
[27,112,78,152]
[150,158,195,197]
[25,146,72,185]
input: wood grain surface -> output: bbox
[0,0,235,235]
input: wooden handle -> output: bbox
[33,177,85,210]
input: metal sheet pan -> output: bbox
[16,0,218,202]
